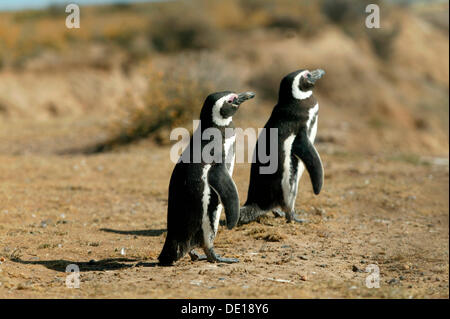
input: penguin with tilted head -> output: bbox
[158,91,255,265]
[239,69,325,224]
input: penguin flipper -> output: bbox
[292,130,324,195]
[208,165,240,229]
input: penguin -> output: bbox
[158,91,255,265]
[239,69,325,224]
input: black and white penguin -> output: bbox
[239,69,325,224]
[158,91,255,265]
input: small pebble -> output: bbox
[388,278,399,285]
[299,256,308,261]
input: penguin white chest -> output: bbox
[212,134,235,234]
[201,164,217,247]
[307,103,319,143]
[201,135,236,246]
[224,135,236,175]
[281,103,319,208]
[281,135,297,207]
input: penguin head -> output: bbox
[279,69,325,102]
[201,91,255,126]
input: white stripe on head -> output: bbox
[292,70,312,100]
[212,93,237,126]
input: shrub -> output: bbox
[13,5,66,22]
[321,0,384,38]
[248,59,293,102]
[267,14,303,30]
[322,0,352,24]
[91,53,240,152]
[321,0,367,24]
[366,25,400,60]
[149,5,221,53]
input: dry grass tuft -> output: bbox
[91,53,240,152]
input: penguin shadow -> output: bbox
[100,228,166,237]
[9,257,153,272]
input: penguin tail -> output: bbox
[238,204,266,225]
[158,236,188,266]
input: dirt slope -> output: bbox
[0,108,448,298]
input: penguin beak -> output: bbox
[232,91,255,107]
[306,69,325,85]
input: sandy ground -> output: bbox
[0,111,448,299]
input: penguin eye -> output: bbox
[227,96,237,104]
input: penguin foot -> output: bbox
[286,212,307,224]
[272,209,286,218]
[189,250,207,261]
[214,256,239,264]
[204,248,239,264]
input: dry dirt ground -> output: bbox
[0,111,448,299]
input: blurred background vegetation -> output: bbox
[0,0,448,156]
